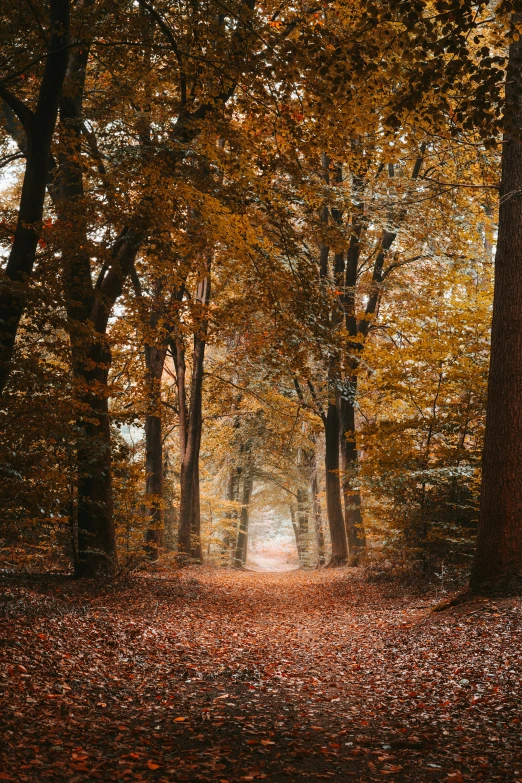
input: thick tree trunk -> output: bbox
[324,402,349,565]
[75,337,118,577]
[0,0,70,393]
[339,388,366,562]
[470,30,522,596]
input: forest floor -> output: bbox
[1,567,521,783]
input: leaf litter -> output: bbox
[0,568,521,782]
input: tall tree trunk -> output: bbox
[177,273,210,559]
[0,0,70,393]
[296,488,311,568]
[310,445,325,566]
[339,388,366,562]
[190,440,203,561]
[52,37,141,577]
[324,402,349,565]
[144,408,164,559]
[141,289,169,559]
[290,505,302,560]
[234,463,253,567]
[470,28,522,595]
[75,336,118,576]
[222,464,241,563]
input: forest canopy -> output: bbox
[1,0,522,595]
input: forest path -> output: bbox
[244,556,299,573]
[1,567,521,783]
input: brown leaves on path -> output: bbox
[0,567,521,782]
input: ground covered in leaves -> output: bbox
[1,567,521,782]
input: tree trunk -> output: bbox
[310,446,325,566]
[178,429,199,558]
[339,388,366,563]
[324,402,349,565]
[470,28,522,596]
[234,464,253,567]
[290,505,302,560]
[177,273,210,559]
[0,0,70,393]
[75,336,118,577]
[222,464,241,563]
[144,410,163,559]
[296,488,311,568]
[143,309,169,558]
[190,443,203,562]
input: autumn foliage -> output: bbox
[0,4,521,582]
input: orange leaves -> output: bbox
[2,568,521,783]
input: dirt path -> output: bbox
[1,568,521,782]
[244,556,299,573]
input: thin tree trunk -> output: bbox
[222,464,241,563]
[0,0,70,393]
[144,408,164,559]
[190,441,203,561]
[177,272,210,559]
[296,488,311,568]
[290,505,301,560]
[470,26,522,595]
[234,463,253,567]
[339,388,366,562]
[324,402,349,565]
[310,444,325,566]
[138,278,169,559]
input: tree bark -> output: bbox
[75,338,118,577]
[324,401,349,565]
[234,462,253,567]
[310,442,325,566]
[296,488,311,567]
[0,0,70,393]
[470,28,522,595]
[140,282,169,560]
[53,37,141,577]
[190,438,203,561]
[222,464,241,562]
[144,408,164,559]
[177,273,210,559]
[290,504,302,560]
[339,390,366,562]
